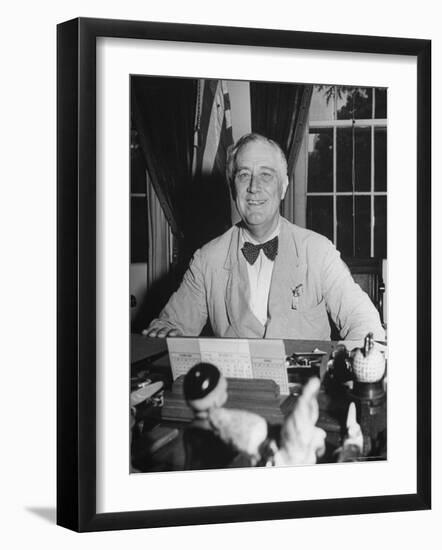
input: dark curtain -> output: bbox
[132,76,230,268]
[250,82,312,176]
[131,77,196,243]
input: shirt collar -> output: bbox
[240,218,281,246]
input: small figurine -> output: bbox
[182,363,240,469]
[349,333,387,454]
[335,402,363,462]
[352,332,386,384]
[183,362,228,417]
[183,363,269,467]
[273,377,326,466]
[183,364,327,468]
[208,407,268,465]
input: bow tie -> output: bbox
[241,236,279,265]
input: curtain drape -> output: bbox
[129,169,173,331]
[131,77,197,326]
[131,77,197,240]
[147,170,170,292]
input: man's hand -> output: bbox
[141,323,182,338]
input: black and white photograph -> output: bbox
[129,76,388,473]
[53,14,431,534]
[0,0,438,544]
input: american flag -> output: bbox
[192,79,234,179]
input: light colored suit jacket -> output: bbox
[150,218,385,341]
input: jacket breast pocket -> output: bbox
[288,298,330,339]
[296,298,327,320]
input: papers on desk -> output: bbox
[167,337,289,394]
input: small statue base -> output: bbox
[351,380,385,401]
[347,379,386,455]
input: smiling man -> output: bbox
[143,133,385,341]
[233,137,288,241]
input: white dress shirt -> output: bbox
[240,222,280,327]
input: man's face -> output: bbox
[233,140,288,240]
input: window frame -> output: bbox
[307,86,387,258]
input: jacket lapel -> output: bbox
[266,219,306,338]
[224,226,266,338]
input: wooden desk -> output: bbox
[130,334,386,472]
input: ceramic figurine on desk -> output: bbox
[183,363,326,468]
[214,376,326,467]
[351,332,386,396]
[183,363,269,468]
[183,363,245,469]
[273,377,326,466]
[208,407,269,465]
[335,402,364,462]
[183,362,229,417]
[349,332,387,455]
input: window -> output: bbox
[307,86,387,258]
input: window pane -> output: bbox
[309,86,334,121]
[336,128,352,191]
[131,196,148,262]
[337,196,353,256]
[307,196,333,241]
[336,88,353,119]
[375,127,387,191]
[355,196,371,257]
[354,88,373,119]
[337,127,371,192]
[337,196,371,257]
[355,127,371,191]
[337,87,372,120]
[375,88,387,119]
[374,196,387,258]
[308,128,333,192]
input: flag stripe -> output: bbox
[191,79,204,176]
[213,116,228,174]
[192,79,233,180]
[195,80,218,175]
[214,82,233,175]
[201,81,225,173]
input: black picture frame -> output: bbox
[57,17,431,532]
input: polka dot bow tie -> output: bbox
[241,236,279,265]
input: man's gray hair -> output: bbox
[226,133,288,192]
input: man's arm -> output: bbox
[142,250,209,338]
[320,242,385,341]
